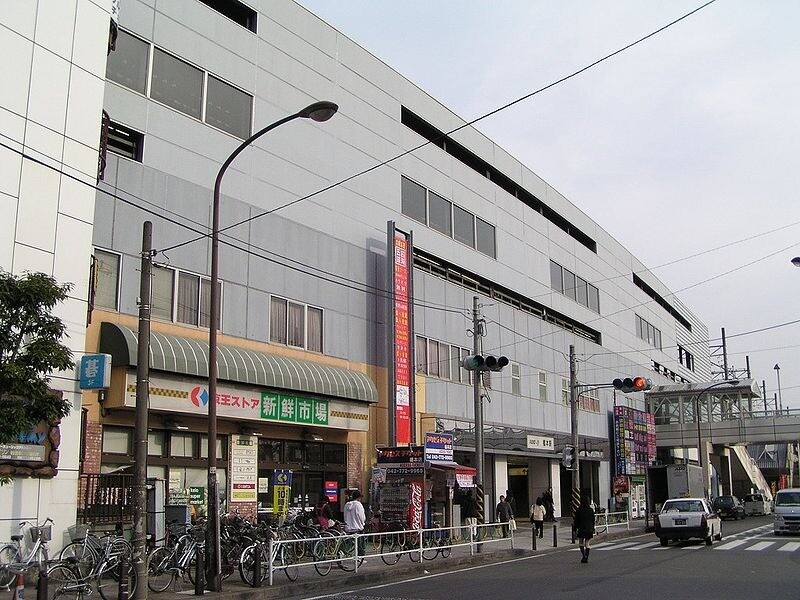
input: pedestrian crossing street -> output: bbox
[571,524,800,554]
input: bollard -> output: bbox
[553,523,558,548]
[532,525,537,551]
[36,568,48,600]
[13,572,24,600]
[117,554,129,600]
[194,548,205,596]
[252,544,262,588]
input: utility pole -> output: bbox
[472,296,485,525]
[133,221,152,599]
[569,345,580,515]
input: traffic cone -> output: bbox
[13,572,24,600]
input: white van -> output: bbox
[773,488,800,535]
[743,492,771,516]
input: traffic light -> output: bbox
[612,376,653,393]
[562,445,575,469]
[462,355,509,372]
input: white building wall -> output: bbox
[0,0,110,546]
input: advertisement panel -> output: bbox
[392,231,413,444]
[424,432,454,462]
[273,470,292,518]
[614,406,656,475]
[230,435,257,502]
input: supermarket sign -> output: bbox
[260,392,328,425]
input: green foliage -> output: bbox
[0,271,74,444]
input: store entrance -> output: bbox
[507,461,529,518]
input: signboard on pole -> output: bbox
[424,432,454,462]
[273,469,292,518]
[79,354,112,389]
[230,435,257,502]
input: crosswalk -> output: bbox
[571,525,800,554]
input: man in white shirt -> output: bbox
[344,490,367,554]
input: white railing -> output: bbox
[593,510,630,534]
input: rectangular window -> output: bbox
[287,301,305,348]
[476,218,496,258]
[415,336,428,374]
[401,176,427,225]
[151,48,203,119]
[199,278,213,328]
[576,277,588,307]
[171,433,195,458]
[428,191,452,237]
[561,377,570,405]
[151,266,174,321]
[461,348,472,385]
[106,29,149,94]
[206,75,252,139]
[199,434,224,460]
[538,371,547,402]
[549,261,563,292]
[148,431,165,457]
[197,0,258,33]
[428,339,440,377]
[436,341,450,380]
[563,269,576,301]
[588,284,600,313]
[636,314,662,350]
[450,345,467,383]
[307,307,323,353]
[453,205,475,247]
[107,121,144,161]
[270,297,288,344]
[93,249,120,310]
[511,362,521,395]
[177,272,200,325]
[102,427,131,454]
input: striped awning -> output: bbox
[99,322,377,403]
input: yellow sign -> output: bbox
[273,469,292,517]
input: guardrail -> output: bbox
[594,510,630,534]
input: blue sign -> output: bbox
[272,469,293,486]
[79,354,112,389]
[424,432,454,462]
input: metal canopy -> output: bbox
[99,322,378,403]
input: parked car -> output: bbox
[773,488,800,536]
[742,493,771,516]
[713,495,746,520]
[654,497,722,546]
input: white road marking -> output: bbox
[595,542,640,551]
[746,542,775,551]
[715,539,749,550]
[624,542,661,550]
[778,542,800,552]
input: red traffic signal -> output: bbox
[613,376,652,393]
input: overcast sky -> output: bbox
[297,0,800,408]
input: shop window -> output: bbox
[102,427,131,454]
[324,444,346,465]
[93,249,120,310]
[305,442,323,465]
[150,48,203,119]
[171,433,195,458]
[199,434,225,460]
[148,431,165,456]
[106,29,149,94]
[258,439,283,463]
[286,441,303,463]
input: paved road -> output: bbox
[295,516,800,600]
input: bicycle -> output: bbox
[312,529,364,576]
[47,530,137,600]
[0,518,54,588]
[59,525,132,579]
[239,532,298,584]
[146,524,204,592]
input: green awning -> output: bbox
[99,322,377,403]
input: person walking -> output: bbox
[462,489,479,541]
[496,495,513,537]
[530,497,545,539]
[572,495,596,563]
[542,487,555,522]
[344,490,367,554]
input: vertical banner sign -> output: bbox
[230,435,258,502]
[409,480,423,530]
[391,226,413,445]
[273,470,292,518]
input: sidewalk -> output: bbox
[157,520,647,600]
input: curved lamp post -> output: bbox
[206,101,338,591]
[693,379,739,497]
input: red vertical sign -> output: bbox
[393,233,412,444]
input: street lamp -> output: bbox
[774,364,783,413]
[693,379,738,497]
[206,101,338,591]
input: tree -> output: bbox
[0,271,74,446]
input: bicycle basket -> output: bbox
[68,524,90,542]
[29,524,52,544]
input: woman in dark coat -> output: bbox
[572,495,596,563]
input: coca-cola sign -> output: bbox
[409,481,423,530]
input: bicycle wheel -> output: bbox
[276,545,299,582]
[59,542,97,579]
[0,545,21,588]
[379,535,401,565]
[439,536,452,558]
[147,547,174,593]
[46,563,82,600]
[336,539,362,572]
[312,540,332,576]
[238,544,268,586]
[97,562,137,600]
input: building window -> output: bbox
[206,75,252,138]
[678,346,695,372]
[170,433,195,458]
[476,217,496,258]
[150,48,203,119]
[549,260,600,313]
[270,296,323,352]
[401,176,427,224]
[511,362,521,395]
[197,0,258,32]
[636,314,662,350]
[151,266,175,321]
[148,431,165,457]
[428,191,452,237]
[93,249,120,310]
[199,434,225,460]
[561,377,570,405]
[415,336,428,374]
[106,29,149,94]
[102,427,131,454]
[176,272,212,327]
[107,121,144,161]
[453,205,474,247]
[538,371,547,402]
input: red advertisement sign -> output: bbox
[409,480,423,530]
[393,232,412,444]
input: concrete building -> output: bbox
[0,0,113,544]
[2,0,712,536]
